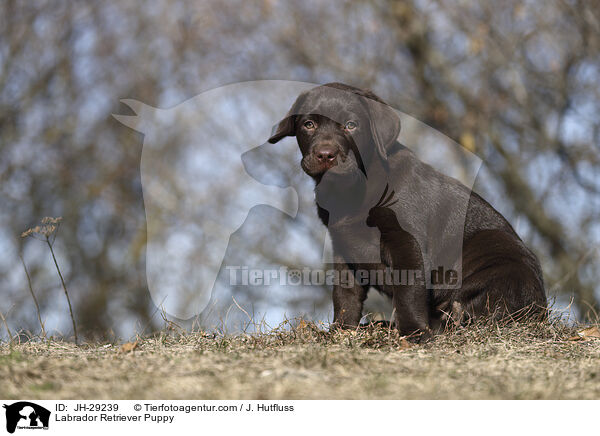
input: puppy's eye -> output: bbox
[303,120,316,129]
[344,121,358,131]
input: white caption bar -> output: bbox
[0,400,593,435]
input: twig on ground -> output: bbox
[21,217,78,343]
[20,254,46,338]
[45,235,78,344]
[0,309,14,343]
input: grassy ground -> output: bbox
[1,319,599,399]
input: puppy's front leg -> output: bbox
[392,280,431,340]
[331,261,368,329]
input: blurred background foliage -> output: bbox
[1,0,599,340]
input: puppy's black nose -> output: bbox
[315,145,338,163]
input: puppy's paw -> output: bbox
[328,321,359,333]
[405,328,433,344]
[358,320,394,329]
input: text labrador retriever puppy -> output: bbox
[269,83,547,340]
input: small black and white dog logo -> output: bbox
[3,402,50,433]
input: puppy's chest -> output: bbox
[328,220,381,264]
[378,230,424,269]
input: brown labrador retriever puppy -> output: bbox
[269,82,546,340]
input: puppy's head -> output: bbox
[268,83,400,183]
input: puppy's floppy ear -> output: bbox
[268,91,308,144]
[365,97,401,164]
[268,115,294,144]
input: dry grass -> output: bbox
[1,319,599,399]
